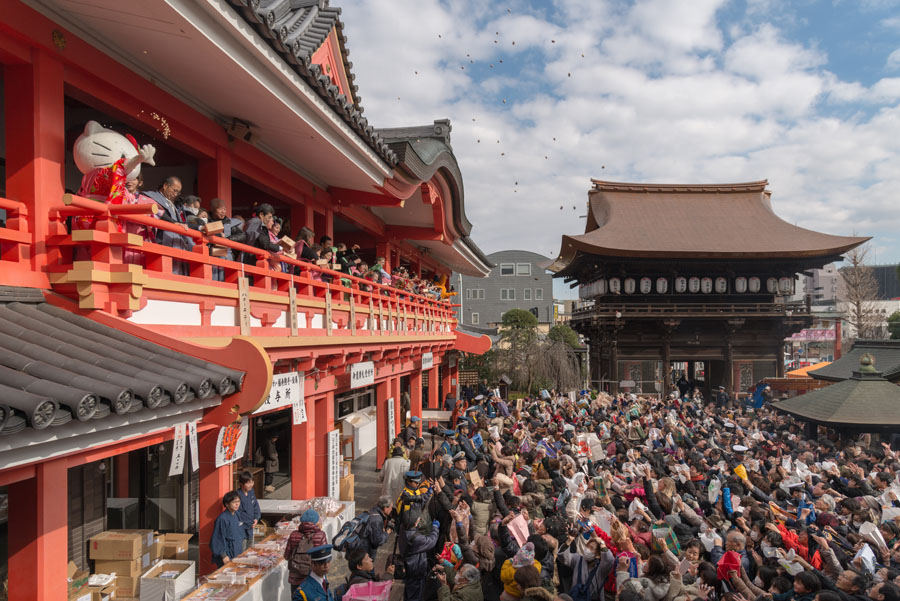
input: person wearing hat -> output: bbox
[380,446,410,504]
[285,509,328,591]
[440,429,459,457]
[458,421,482,472]
[716,385,730,408]
[293,544,335,601]
[500,542,541,600]
[402,415,421,445]
[409,437,427,473]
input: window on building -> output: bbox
[501,289,516,301]
[523,288,532,300]
[471,313,479,325]
[470,288,484,300]
[465,289,472,300]
[500,263,515,276]
[516,263,531,276]
[535,288,544,301]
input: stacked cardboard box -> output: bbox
[90,530,154,599]
[160,533,192,561]
[140,560,195,601]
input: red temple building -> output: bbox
[0,0,492,597]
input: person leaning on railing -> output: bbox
[144,176,195,276]
[206,198,247,281]
[240,203,281,266]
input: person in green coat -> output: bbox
[434,563,484,601]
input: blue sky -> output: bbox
[340,0,900,299]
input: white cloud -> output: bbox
[339,0,900,265]
[887,48,900,71]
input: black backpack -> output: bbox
[569,559,602,601]
[332,512,371,552]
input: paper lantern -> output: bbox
[766,278,778,293]
[715,277,727,293]
[748,277,760,293]
[688,277,700,293]
[700,277,713,294]
[735,277,747,293]
[640,277,652,294]
[779,277,793,294]
[597,279,607,295]
[656,277,668,294]
[624,278,636,294]
[609,277,621,294]
[674,277,687,293]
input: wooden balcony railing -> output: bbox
[44,195,457,335]
[572,301,811,320]
[0,197,31,265]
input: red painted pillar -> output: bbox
[410,370,423,430]
[291,392,316,500]
[313,392,334,497]
[449,358,459,399]
[198,146,232,212]
[375,242,392,272]
[198,427,233,575]
[290,202,307,238]
[4,50,65,282]
[376,379,390,468]
[427,366,439,410]
[325,208,334,243]
[441,363,452,407]
[8,457,68,601]
[114,453,129,498]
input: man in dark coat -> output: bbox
[457,422,481,471]
[144,176,194,275]
[361,497,393,564]
[400,515,440,601]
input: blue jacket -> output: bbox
[293,575,334,601]
[210,510,242,562]
[235,488,261,536]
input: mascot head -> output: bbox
[73,120,144,180]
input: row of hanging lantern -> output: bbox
[579,276,795,298]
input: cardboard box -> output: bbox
[90,532,143,561]
[85,582,117,601]
[339,473,354,502]
[141,560,195,601]
[115,530,155,552]
[114,575,140,599]
[69,584,93,601]
[69,562,91,595]
[149,535,163,562]
[161,533,193,561]
[94,559,143,577]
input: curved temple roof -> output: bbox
[551,180,869,273]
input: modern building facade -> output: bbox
[0,0,492,596]
[455,250,554,327]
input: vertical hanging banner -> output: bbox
[215,417,250,468]
[387,397,396,438]
[253,371,303,414]
[237,277,251,335]
[168,423,187,477]
[292,373,307,425]
[327,429,341,500]
[188,421,200,473]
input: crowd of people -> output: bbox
[278,387,900,601]
[100,174,454,299]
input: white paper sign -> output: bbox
[387,397,396,439]
[327,429,341,499]
[254,371,303,414]
[215,417,249,468]
[168,423,187,477]
[422,352,434,370]
[350,361,375,389]
[188,421,199,473]
[293,374,308,426]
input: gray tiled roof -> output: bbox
[774,367,900,429]
[810,340,900,382]
[227,0,398,165]
[0,288,244,436]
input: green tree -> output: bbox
[888,311,900,340]
[499,309,538,391]
[548,324,581,348]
